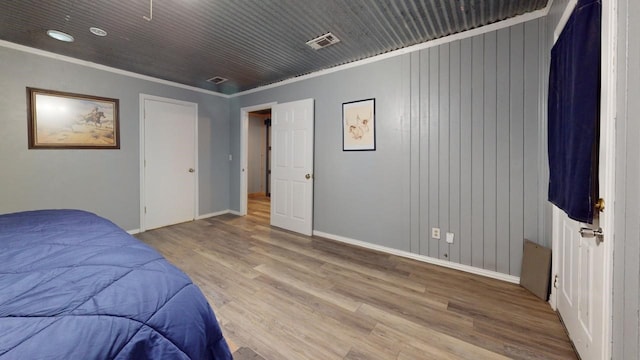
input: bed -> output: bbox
[0,209,233,359]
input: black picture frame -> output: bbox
[342,98,375,151]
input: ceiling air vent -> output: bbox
[206,76,228,84]
[306,32,340,50]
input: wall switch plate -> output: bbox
[446,232,454,244]
[432,227,440,239]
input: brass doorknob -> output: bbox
[305,174,311,179]
[188,168,195,173]
[595,198,605,212]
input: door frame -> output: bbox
[549,1,616,358]
[139,94,199,232]
[240,102,277,216]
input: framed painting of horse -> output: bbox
[27,87,119,149]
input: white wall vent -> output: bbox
[206,76,228,84]
[306,32,340,50]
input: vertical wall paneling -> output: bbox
[438,43,451,260]
[232,18,545,278]
[459,37,474,267]
[471,35,485,268]
[483,31,498,271]
[418,51,431,256]
[414,21,539,276]
[410,52,421,253]
[523,20,540,245]
[400,54,414,255]
[449,40,462,264]
[537,17,551,248]
[613,0,640,356]
[428,47,440,258]
[496,28,511,274]
[509,24,525,274]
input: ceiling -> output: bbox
[0,0,548,95]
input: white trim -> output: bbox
[313,231,521,284]
[229,210,243,216]
[549,205,561,310]
[553,0,579,43]
[127,229,140,235]
[196,210,230,220]
[139,94,199,231]
[231,7,550,98]
[0,40,230,99]
[240,102,277,216]
[139,95,146,232]
[599,0,616,357]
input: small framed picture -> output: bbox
[342,98,375,151]
[27,87,120,149]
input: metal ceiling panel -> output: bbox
[0,0,548,94]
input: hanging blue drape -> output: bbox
[548,0,601,224]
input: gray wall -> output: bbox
[230,18,545,277]
[0,46,230,230]
[613,0,640,357]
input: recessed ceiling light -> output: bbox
[46,30,74,42]
[89,27,107,37]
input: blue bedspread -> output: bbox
[0,210,232,359]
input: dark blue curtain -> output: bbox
[548,0,601,224]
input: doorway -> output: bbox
[240,99,315,236]
[240,102,276,216]
[247,109,272,220]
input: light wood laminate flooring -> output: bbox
[136,197,577,360]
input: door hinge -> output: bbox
[553,274,559,289]
[144,206,147,214]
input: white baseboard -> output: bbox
[228,210,243,216]
[127,229,140,235]
[312,230,520,284]
[196,210,230,220]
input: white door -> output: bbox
[270,99,314,236]
[553,1,614,359]
[555,208,606,359]
[143,97,197,230]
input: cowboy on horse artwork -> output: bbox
[83,106,106,127]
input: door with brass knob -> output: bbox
[270,98,314,236]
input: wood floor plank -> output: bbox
[137,196,577,360]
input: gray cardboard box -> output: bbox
[520,239,552,301]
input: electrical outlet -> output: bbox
[446,232,454,244]
[432,227,440,239]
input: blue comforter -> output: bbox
[0,210,232,359]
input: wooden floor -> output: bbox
[136,197,577,360]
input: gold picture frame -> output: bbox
[27,87,120,149]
